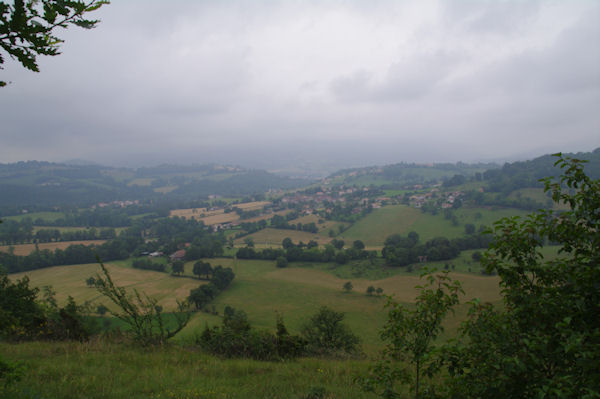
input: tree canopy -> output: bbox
[0,0,109,86]
[365,154,600,398]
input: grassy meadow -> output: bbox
[339,205,457,247]
[339,204,532,248]
[0,202,538,398]
[234,228,331,248]
[170,201,271,226]
[7,257,502,353]
[0,340,378,399]
[2,211,65,222]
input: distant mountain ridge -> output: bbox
[0,161,310,209]
[325,148,599,189]
[481,148,600,193]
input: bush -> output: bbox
[0,356,24,393]
[276,256,288,268]
[301,306,360,356]
[94,261,191,345]
[197,309,305,360]
[0,272,94,341]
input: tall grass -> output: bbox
[0,340,377,399]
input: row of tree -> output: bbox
[198,306,360,360]
[382,231,492,266]
[187,264,235,310]
[0,236,142,274]
[236,238,374,264]
[0,219,117,245]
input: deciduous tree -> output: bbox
[0,0,109,86]
[444,155,600,398]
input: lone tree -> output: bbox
[276,256,288,268]
[171,260,184,276]
[362,271,462,398]
[301,306,360,355]
[0,0,109,86]
[343,281,353,293]
[353,240,365,250]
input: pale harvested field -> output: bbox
[10,263,202,311]
[199,213,240,225]
[0,240,107,256]
[234,201,271,210]
[171,202,272,225]
[32,226,88,233]
[127,178,154,186]
[153,185,178,193]
[241,210,291,224]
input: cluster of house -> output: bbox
[142,246,187,261]
[409,188,464,209]
[93,200,140,209]
[278,186,394,217]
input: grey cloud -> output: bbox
[331,51,463,103]
[1,0,598,168]
[443,0,541,35]
[490,15,600,95]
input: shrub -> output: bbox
[197,309,304,360]
[0,271,94,341]
[94,261,191,345]
[276,256,288,268]
[301,306,360,356]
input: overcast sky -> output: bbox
[1,0,599,171]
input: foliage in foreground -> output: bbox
[0,270,94,341]
[0,0,109,87]
[198,306,361,361]
[198,307,305,361]
[444,155,600,398]
[361,271,462,398]
[93,261,191,346]
[364,155,600,398]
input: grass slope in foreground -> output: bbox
[9,258,502,353]
[0,341,377,399]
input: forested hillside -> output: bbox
[0,162,309,210]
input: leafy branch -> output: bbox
[0,0,109,86]
[93,259,191,345]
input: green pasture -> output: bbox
[235,228,330,247]
[454,206,529,228]
[341,204,536,248]
[11,257,502,354]
[153,185,178,193]
[3,211,65,222]
[340,205,465,247]
[127,177,154,186]
[287,214,349,236]
[32,225,88,233]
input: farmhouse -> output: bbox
[169,249,186,261]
